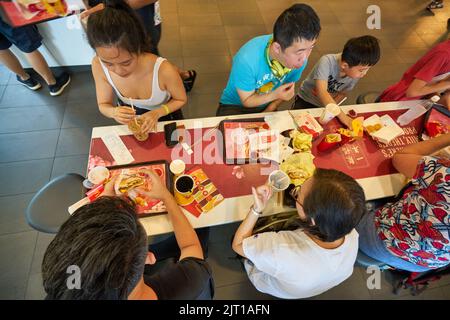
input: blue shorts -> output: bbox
[0,19,42,53]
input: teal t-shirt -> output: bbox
[220,34,307,108]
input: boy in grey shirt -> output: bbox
[294,35,380,109]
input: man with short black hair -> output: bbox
[216,3,321,116]
[42,170,213,300]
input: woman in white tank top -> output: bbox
[87,0,187,134]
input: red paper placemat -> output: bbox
[312,109,424,179]
[175,166,224,218]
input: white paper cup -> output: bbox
[170,159,186,176]
[87,166,110,185]
[319,103,341,125]
[269,170,290,192]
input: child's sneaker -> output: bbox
[48,72,71,96]
[16,74,41,90]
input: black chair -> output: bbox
[25,173,85,233]
[356,91,381,104]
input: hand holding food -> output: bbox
[140,109,162,134]
[274,82,295,101]
[113,106,136,124]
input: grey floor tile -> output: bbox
[55,127,92,157]
[182,40,231,57]
[0,105,64,134]
[215,279,277,300]
[0,84,67,108]
[159,40,183,58]
[183,56,232,74]
[0,130,60,163]
[191,72,229,94]
[0,193,35,235]
[25,272,46,300]
[66,71,97,102]
[224,25,267,40]
[0,66,12,85]
[208,242,249,287]
[179,26,227,41]
[0,231,37,299]
[51,154,88,179]
[177,0,219,14]
[0,159,53,196]
[209,222,239,244]
[62,100,115,129]
[218,0,259,13]
[442,285,450,299]
[221,11,265,26]
[184,93,221,119]
[0,85,5,102]
[29,232,55,275]
[309,267,372,300]
[179,13,223,27]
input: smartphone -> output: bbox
[164,122,178,147]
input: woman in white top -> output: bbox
[232,168,367,299]
[87,0,187,134]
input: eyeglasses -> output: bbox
[289,186,303,208]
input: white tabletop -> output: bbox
[90,100,422,236]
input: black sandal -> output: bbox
[183,70,197,92]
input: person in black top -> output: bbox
[42,170,213,300]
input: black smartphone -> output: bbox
[164,122,178,147]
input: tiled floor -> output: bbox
[0,0,449,300]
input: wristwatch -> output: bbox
[250,205,263,217]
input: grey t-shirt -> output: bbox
[299,53,359,107]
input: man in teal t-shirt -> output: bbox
[217,4,321,116]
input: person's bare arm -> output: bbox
[136,170,204,260]
[139,61,187,133]
[392,133,450,178]
[263,99,283,112]
[91,57,135,124]
[92,57,117,119]
[237,82,295,108]
[406,78,450,98]
[232,186,272,257]
[159,61,188,114]
[315,79,338,107]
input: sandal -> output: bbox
[183,70,197,92]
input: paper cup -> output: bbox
[174,174,195,196]
[319,103,341,125]
[170,159,186,176]
[269,170,290,192]
[87,166,110,185]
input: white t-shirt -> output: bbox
[242,228,359,299]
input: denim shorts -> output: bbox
[356,209,431,272]
[0,19,42,53]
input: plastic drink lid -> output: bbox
[325,103,341,116]
[170,159,186,175]
[88,166,110,185]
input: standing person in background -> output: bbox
[0,18,71,96]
